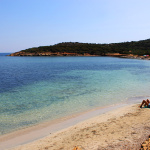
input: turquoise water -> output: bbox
[1,54,150,135]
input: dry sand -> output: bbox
[6,104,150,150]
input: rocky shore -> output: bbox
[8,52,94,57]
[120,54,150,60]
[8,51,150,61]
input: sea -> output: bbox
[1,53,150,135]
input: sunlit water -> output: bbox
[1,54,150,135]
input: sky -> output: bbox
[0,0,150,53]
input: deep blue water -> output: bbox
[1,54,150,135]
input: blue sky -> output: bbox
[1,0,150,52]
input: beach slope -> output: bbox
[10,104,150,150]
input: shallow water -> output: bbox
[0,54,150,135]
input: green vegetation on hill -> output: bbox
[20,39,150,56]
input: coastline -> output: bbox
[8,51,150,61]
[1,102,150,150]
[0,103,127,150]
[1,56,150,150]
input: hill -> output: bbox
[9,39,150,57]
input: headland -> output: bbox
[8,39,150,59]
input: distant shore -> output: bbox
[8,51,150,60]
[1,103,150,150]
[7,39,150,57]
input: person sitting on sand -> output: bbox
[140,99,150,108]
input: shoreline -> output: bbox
[7,53,150,61]
[1,100,148,150]
[0,102,129,150]
[10,103,150,150]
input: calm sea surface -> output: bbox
[1,53,150,135]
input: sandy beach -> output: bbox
[1,103,149,150]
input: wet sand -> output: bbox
[1,103,150,150]
[0,103,126,150]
